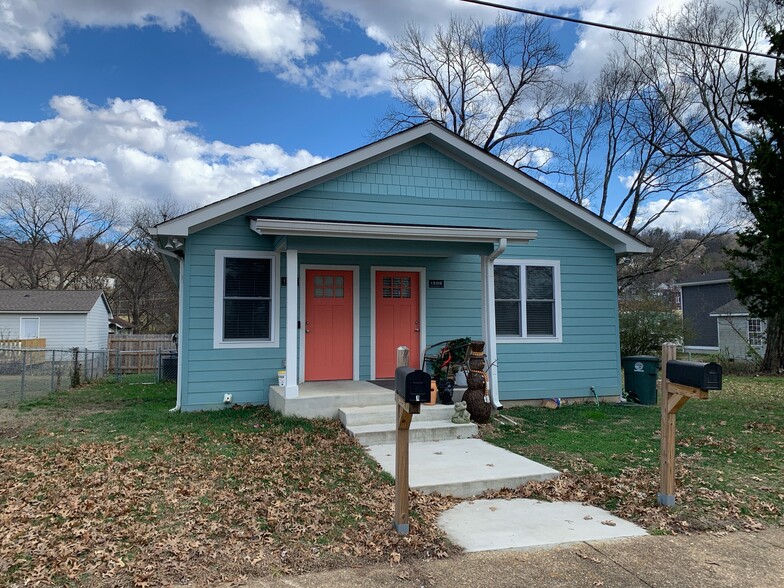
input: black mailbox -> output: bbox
[395,367,431,404]
[666,360,722,391]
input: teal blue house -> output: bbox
[151,123,649,412]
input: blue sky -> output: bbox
[0,0,719,228]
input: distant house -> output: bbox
[676,271,757,353]
[710,299,767,360]
[0,290,112,350]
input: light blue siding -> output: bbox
[180,143,622,409]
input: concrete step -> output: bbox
[347,420,478,446]
[366,438,560,498]
[269,384,393,419]
[339,403,457,427]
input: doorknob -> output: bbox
[414,329,420,332]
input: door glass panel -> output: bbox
[335,276,344,287]
[314,276,323,286]
[325,276,333,286]
[314,288,324,298]
[335,287,344,298]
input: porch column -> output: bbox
[482,255,501,408]
[285,248,300,398]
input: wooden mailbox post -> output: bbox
[393,345,436,535]
[658,343,722,507]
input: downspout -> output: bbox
[486,238,506,409]
[155,244,184,413]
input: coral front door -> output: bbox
[305,269,354,381]
[375,270,420,378]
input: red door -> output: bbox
[375,271,420,378]
[305,269,353,381]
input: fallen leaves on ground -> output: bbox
[485,455,781,535]
[0,409,459,587]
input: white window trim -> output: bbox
[213,249,279,349]
[19,316,40,339]
[495,259,562,344]
[747,317,765,348]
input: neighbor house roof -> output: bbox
[676,271,731,287]
[709,299,750,317]
[0,290,112,315]
[151,122,650,255]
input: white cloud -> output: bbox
[282,52,393,98]
[635,191,742,232]
[0,1,693,96]
[0,1,320,65]
[0,95,324,207]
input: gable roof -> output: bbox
[151,122,650,255]
[709,299,750,317]
[676,271,731,287]
[0,290,112,315]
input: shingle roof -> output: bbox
[709,299,749,316]
[675,271,730,287]
[0,290,105,313]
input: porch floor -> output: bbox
[269,380,394,419]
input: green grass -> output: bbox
[483,376,784,531]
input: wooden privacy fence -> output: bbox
[109,334,176,374]
[0,338,46,365]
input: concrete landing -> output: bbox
[439,498,648,552]
[366,438,559,497]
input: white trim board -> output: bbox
[252,218,536,243]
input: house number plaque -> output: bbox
[428,280,445,288]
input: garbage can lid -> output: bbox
[622,355,659,361]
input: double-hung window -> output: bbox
[747,318,765,348]
[214,250,278,348]
[494,260,561,342]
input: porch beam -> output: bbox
[252,218,536,244]
[285,249,300,398]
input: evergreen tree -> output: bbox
[727,24,784,372]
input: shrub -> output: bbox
[619,297,685,357]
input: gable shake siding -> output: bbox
[178,144,622,410]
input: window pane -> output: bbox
[224,299,270,339]
[495,265,520,299]
[495,301,521,336]
[527,301,555,336]
[225,258,270,298]
[526,266,553,300]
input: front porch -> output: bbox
[269,380,393,419]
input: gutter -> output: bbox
[486,238,507,409]
[155,244,184,413]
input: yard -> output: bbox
[0,383,456,587]
[0,376,782,587]
[482,376,784,533]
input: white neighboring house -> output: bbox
[709,299,767,360]
[0,290,113,350]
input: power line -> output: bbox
[458,0,779,60]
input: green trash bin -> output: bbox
[622,355,660,405]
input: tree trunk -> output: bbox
[762,311,784,373]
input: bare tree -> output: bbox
[620,0,783,200]
[380,14,565,170]
[107,197,186,333]
[0,180,133,290]
[554,55,723,234]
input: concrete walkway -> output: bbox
[366,438,559,497]
[439,499,648,552]
[237,527,784,588]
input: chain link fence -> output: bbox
[0,347,109,405]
